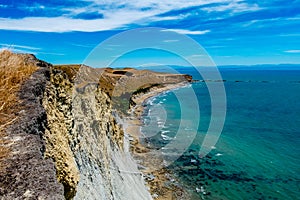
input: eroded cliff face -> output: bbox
[42,69,79,199]
[42,65,152,199]
[71,82,151,200]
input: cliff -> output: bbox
[0,50,64,199]
[0,51,191,199]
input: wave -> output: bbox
[161,130,170,134]
[161,133,172,141]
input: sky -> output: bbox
[0,0,300,66]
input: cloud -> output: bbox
[0,17,132,32]
[161,29,210,35]
[0,43,41,50]
[0,0,255,32]
[70,43,95,48]
[149,16,183,21]
[107,44,121,47]
[37,52,65,56]
[0,47,36,54]
[189,54,205,57]
[279,33,300,37]
[186,54,208,60]
[0,5,182,32]
[163,39,179,43]
[240,15,300,28]
[205,45,226,49]
[0,43,65,56]
[202,1,260,13]
[284,50,300,53]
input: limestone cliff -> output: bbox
[0,51,191,200]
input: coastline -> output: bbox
[122,82,191,199]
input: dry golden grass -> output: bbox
[0,50,38,130]
[0,50,38,165]
[0,132,9,160]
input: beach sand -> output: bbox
[122,83,190,200]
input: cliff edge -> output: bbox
[0,51,191,200]
[0,50,64,199]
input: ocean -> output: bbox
[140,66,300,199]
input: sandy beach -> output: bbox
[122,82,191,200]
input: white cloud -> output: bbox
[0,0,259,32]
[107,44,121,47]
[206,45,226,48]
[0,17,132,32]
[37,51,65,56]
[189,54,205,57]
[80,0,227,15]
[0,43,41,50]
[278,33,300,37]
[0,4,179,32]
[0,43,41,55]
[284,50,300,53]
[163,39,179,43]
[70,43,95,48]
[0,43,65,56]
[150,16,183,21]
[202,1,260,13]
[21,3,46,11]
[161,29,210,35]
[0,47,36,55]
[241,17,285,27]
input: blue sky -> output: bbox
[0,0,300,66]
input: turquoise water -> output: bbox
[141,67,300,199]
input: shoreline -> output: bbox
[122,82,191,199]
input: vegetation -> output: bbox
[0,50,38,131]
[132,83,161,95]
[112,96,131,115]
[0,50,38,168]
[112,83,162,115]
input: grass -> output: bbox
[0,50,38,130]
[0,132,9,159]
[132,83,161,95]
[0,50,38,167]
[112,83,162,115]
